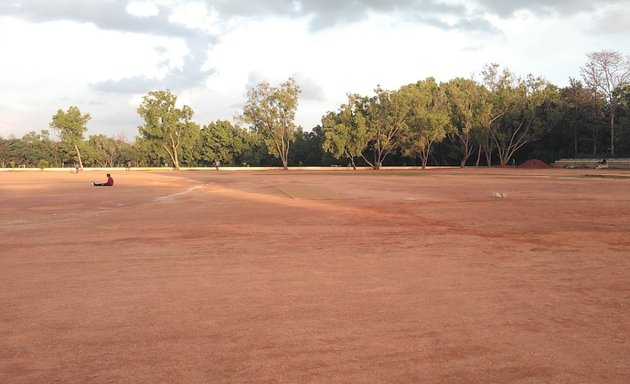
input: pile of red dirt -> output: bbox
[519,159,551,169]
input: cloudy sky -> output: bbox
[1,0,629,140]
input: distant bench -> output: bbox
[554,158,630,169]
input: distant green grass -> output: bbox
[580,174,630,180]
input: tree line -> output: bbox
[2,51,630,170]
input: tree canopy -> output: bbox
[239,78,301,170]
[49,106,90,169]
[136,90,198,170]
[3,51,630,170]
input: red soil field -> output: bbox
[1,168,629,383]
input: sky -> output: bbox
[1,0,629,140]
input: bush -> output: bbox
[38,159,49,170]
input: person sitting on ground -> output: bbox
[92,174,114,186]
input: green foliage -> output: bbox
[38,159,49,169]
[482,64,562,166]
[84,134,124,167]
[444,78,491,167]
[557,79,605,157]
[137,89,198,169]
[400,78,450,169]
[364,87,411,169]
[199,120,255,166]
[4,57,630,169]
[322,94,371,169]
[289,127,325,166]
[239,78,301,169]
[50,106,90,168]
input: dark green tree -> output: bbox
[199,120,254,166]
[559,79,606,157]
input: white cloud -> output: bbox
[0,0,629,139]
[126,1,160,17]
[591,6,630,34]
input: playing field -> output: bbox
[1,168,629,383]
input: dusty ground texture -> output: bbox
[1,168,629,384]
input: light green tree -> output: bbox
[137,90,197,170]
[50,106,90,169]
[482,64,561,166]
[322,94,371,169]
[444,78,491,167]
[365,86,411,169]
[239,78,301,170]
[401,78,450,169]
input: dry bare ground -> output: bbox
[1,168,629,383]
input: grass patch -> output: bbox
[580,174,630,180]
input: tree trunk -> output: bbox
[74,144,83,169]
[164,143,179,170]
[484,146,492,167]
[460,151,471,168]
[348,156,357,171]
[282,141,290,170]
[475,145,482,167]
[609,111,615,156]
[573,125,578,158]
[359,154,375,170]
[281,151,289,170]
[172,146,180,170]
[459,140,472,168]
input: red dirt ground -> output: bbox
[519,159,551,169]
[1,168,629,383]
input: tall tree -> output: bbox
[239,78,300,170]
[137,90,197,170]
[365,86,411,169]
[444,78,490,167]
[322,95,371,169]
[482,65,560,166]
[50,106,90,169]
[560,79,606,157]
[400,78,450,169]
[581,50,630,156]
[614,84,630,154]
